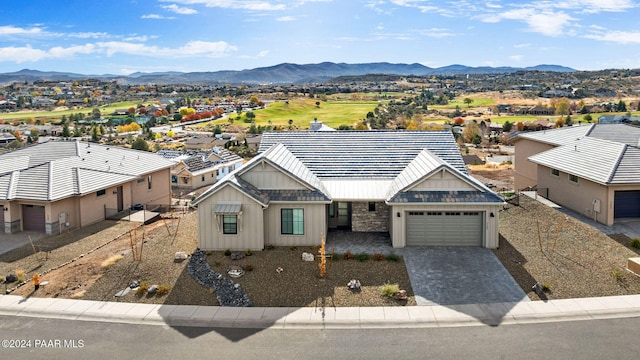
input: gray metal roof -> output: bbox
[517,124,640,147]
[0,141,174,201]
[516,125,594,146]
[213,202,242,214]
[259,131,466,179]
[528,137,639,185]
[586,124,640,147]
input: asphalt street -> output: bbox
[1,315,638,359]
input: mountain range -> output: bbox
[0,62,576,85]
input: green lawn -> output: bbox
[212,98,381,129]
[430,97,496,110]
[0,101,141,122]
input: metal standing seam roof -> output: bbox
[516,124,594,146]
[0,141,174,201]
[528,137,631,185]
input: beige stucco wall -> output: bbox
[514,138,555,190]
[196,185,265,251]
[389,203,501,249]
[48,197,81,233]
[264,203,327,247]
[536,164,611,224]
[131,168,172,206]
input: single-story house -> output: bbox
[514,124,640,225]
[0,141,174,235]
[191,131,504,251]
[157,148,243,191]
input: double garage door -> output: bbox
[614,190,640,218]
[406,211,483,246]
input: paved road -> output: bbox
[1,315,638,359]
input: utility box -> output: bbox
[628,257,640,276]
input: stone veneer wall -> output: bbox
[351,202,389,232]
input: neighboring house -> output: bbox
[0,133,16,146]
[185,136,217,150]
[191,131,503,251]
[245,134,262,152]
[514,124,640,225]
[0,141,174,235]
[157,148,243,191]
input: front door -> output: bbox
[337,202,351,229]
[117,186,123,212]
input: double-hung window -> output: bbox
[222,215,238,234]
[281,208,304,235]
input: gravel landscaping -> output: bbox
[495,196,640,300]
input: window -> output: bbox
[281,208,304,235]
[569,174,578,183]
[147,175,152,190]
[222,215,237,234]
[551,168,560,177]
[368,202,376,212]
[137,178,145,184]
[201,175,205,182]
[182,177,188,184]
[96,189,106,197]
[328,204,335,217]
[171,175,178,184]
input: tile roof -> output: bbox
[258,130,466,179]
[0,141,174,201]
[157,148,242,174]
[528,137,640,185]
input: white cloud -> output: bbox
[584,30,640,44]
[480,7,574,36]
[552,0,634,13]
[141,14,174,19]
[514,43,531,48]
[486,2,502,8]
[159,0,287,11]
[0,44,95,63]
[0,25,43,36]
[96,40,238,58]
[415,28,455,38]
[277,16,296,21]
[509,54,523,61]
[257,50,270,57]
[162,4,198,14]
[68,32,111,39]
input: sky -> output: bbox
[0,0,639,75]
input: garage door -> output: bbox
[406,211,483,246]
[22,204,46,232]
[614,191,640,218]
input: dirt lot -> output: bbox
[5,211,414,307]
[495,196,640,300]
[468,163,514,191]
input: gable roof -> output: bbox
[193,131,503,206]
[516,124,640,147]
[259,130,467,179]
[157,148,242,175]
[0,141,174,201]
[528,137,640,185]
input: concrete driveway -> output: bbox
[401,247,529,306]
[0,231,48,255]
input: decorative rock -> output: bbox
[276,267,284,273]
[174,251,188,261]
[230,252,245,260]
[115,287,131,297]
[187,250,252,307]
[394,290,407,300]
[228,265,245,278]
[5,274,18,283]
[532,282,544,297]
[148,284,158,294]
[129,280,140,289]
[301,252,315,262]
[347,279,361,290]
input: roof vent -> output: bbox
[574,145,578,152]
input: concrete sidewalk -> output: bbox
[1,294,639,329]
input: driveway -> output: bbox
[401,247,529,306]
[0,231,48,255]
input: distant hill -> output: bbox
[0,62,576,85]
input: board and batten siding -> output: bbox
[240,163,307,190]
[197,185,265,251]
[410,170,477,191]
[263,203,327,247]
[389,203,500,249]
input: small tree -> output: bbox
[463,97,474,108]
[131,137,150,151]
[318,235,327,278]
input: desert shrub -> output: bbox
[0,275,5,283]
[612,269,624,281]
[332,253,342,261]
[356,253,370,262]
[136,281,150,296]
[289,246,297,251]
[242,264,254,272]
[266,245,275,250]
[156,284,171,296]
[245,249,253,256]
[630,238,640,249]
[15,269,26,283]
[206,251,213,256]
[541,283,551,292]
[101,254,124,268]
[380,283,400,298]
[372,253,385,261]
[311,245,319,253]
[213,261,221,267]
[224,249,232,256]
[386,253,401,262]
[343,250,354,260]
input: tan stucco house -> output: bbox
[514,124,640,225]
[191,131,504,251]
[0,141,174,235]
[157,148,244,191]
